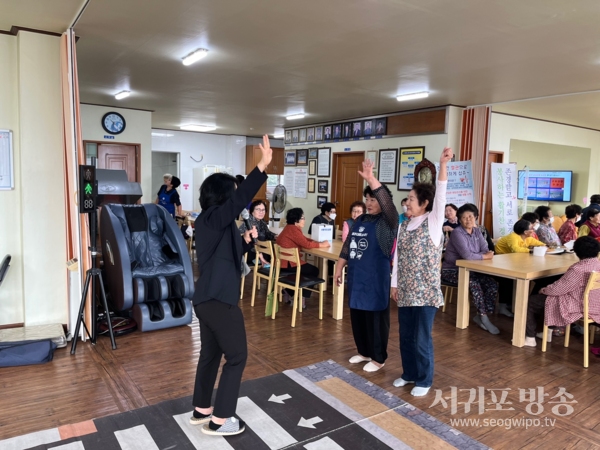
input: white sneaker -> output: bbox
[524,337,537,347]
[349,355,371,364]
[393,378,415,387]
[536,330,552,343]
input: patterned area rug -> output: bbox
[2,360,487,450]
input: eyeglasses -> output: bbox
[254,208,266,212]
[300,217,306,220]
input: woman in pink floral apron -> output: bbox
[391,147,453,397]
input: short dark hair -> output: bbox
[521,212,539,223]
[445,203,458,212]
[350,201,366,214]
[401,197,408,204]
[590,195,600,204]
[410,182,436,212]
[588,209,600,220]
[363,183,391,199]
[457,203,479,220]
[565,204,582,219]
[170,176,181,189]
[200,173,237,210]
[286,208,304,225]
[235,175,245,186]
[249,200,266,214]
[534,206,551,221]
[574,236,600,260]
[514,219,532,235]
[321,202,336,214]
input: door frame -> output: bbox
[84,140,141,183]
[332,151,365,229]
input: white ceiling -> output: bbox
[3,0,600,135]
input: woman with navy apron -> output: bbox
[335,159,398,372]
[155,175,182,218]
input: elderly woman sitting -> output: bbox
[239,200,277,266]
[578,208,600,239]
[495,219,546,254]
[534,206,561,247]
[441,203,500,334]
[276,208,330,308]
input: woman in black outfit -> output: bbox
[190,135,271,437]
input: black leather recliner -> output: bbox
[100,204,193,332]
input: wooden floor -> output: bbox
[3,265,600,449]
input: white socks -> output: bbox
[393,378,414,387]
[536,330,552,342]
[411,386,431,397]
[524,336,537,347]
[363,362,384,372]
[349,355,371,364]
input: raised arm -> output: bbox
[428,147,453,246]
[358,159,398,230]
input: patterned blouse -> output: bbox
[340,186,398,261]
[238,215,277,242]
[543,258,600,326]
[557,220,577,245]
[537,222,561,247]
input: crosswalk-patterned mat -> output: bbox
[3,360,487,450]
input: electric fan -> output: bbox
[269,184,287,227]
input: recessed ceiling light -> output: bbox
[152,132,174,137]
[180,124,216,132]
[182,48,209,66]
[114,90,130,100]
[286,114,305,120]
[396,91,429,102]
[273,134,284,139]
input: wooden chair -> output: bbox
[250,240,275,307]
[542,271,600,368]
[273,245,325,327]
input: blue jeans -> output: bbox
[398,306,437,387]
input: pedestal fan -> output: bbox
[268,184,287,227]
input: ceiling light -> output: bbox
[180,124,216,132]
[273,134,284,139]
[114,90,130,100]
[182,48,209,66]
[151,132,174,137]
[286,114,305,120]
[396,91,429,102]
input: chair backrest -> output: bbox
[274,245,302,287]
[255,240,274,258]
[583,271,600,319]
[0,255,11,288]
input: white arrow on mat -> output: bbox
[298,416,323,429]
[268,394,292,404]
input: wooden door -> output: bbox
[484,151,504,235]
[98,144,140,182]
[332,152,365,231]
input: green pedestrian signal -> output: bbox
[85,183,93,195]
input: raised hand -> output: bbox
[257,134,273,172]
[358,159,375,181]
[440,147,453,164]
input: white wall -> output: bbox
[489,113,600,207]
[284,133,451,233]
[152,130,246,211]
[80,104,153,203]
[0,32,68,326]
[447,106,464,153]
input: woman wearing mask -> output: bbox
[399,198,410,224]
[342,201,366,241]
[534,206,561,247]
[521,212,541,240]
[309,202,336,235]
[578,209,600,239]
[558,204,582,244]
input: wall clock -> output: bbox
[101,112,126,135]
[414,158,436,185]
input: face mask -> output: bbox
[549,216,554,224]
[329,213,337,220]
[402,205,408,213]
[533,223,540,231]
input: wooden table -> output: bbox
[302,239,345,320]
[455,252,578,347]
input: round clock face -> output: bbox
[102,112,126,135]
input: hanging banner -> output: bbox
[434,160,475,207]
[491,163,518,239]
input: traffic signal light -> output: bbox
[79,165,97,213]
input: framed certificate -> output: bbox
[377,148,398,184]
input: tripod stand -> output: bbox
[70,209,116,354]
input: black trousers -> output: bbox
[285,263,320,298]
[192,300,247,418]
[350,303,390,364]
[526,293,547,337]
